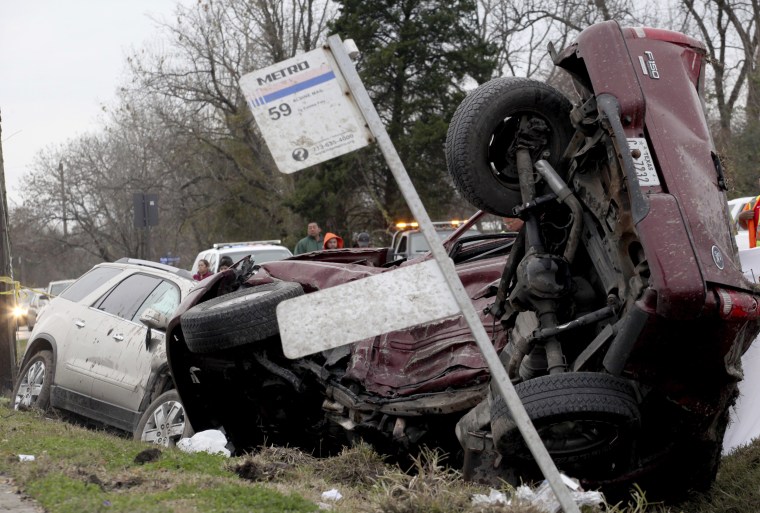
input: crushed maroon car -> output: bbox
[166,20,760,499]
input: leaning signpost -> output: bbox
[239,37,581,513]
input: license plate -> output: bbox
[627,138,660,187]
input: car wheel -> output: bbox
[181,282,304,353]
[491,372,640,477]
[12,350,54,411]
[134,390,193,447]
[445,77,574,217]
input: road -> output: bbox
[0,475,44,513]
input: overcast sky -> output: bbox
[0,1,190,207]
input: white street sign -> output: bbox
[239,48,372,173]
[278,260,460,359]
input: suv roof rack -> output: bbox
[212,240,282,249]
[114,258,194,280]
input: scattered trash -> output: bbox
[321,488,343,501]
[471,488,508,505]
[17,454,35,462]
[177,430,231,457]
[471,474,604,513]
[134,447,162,464]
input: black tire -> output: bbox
[134,390,193,447]
[181,282,304,353]
[491,372,640,475]
[12,350,54,411]
[446,77,574,216]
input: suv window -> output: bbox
[95,273,163,321]
[132,280,181,323]
[59,267,123,302]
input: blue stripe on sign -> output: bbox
[257,71,336,105]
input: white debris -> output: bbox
[17,454,35,462]
[471,488,508,505]
[471,474,604,513]
[177,430,230,457]
[321,489,343,501]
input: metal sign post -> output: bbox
[325,35,580,513]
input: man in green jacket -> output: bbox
[294,221,323,255]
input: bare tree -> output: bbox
[476,0,669,80]
[679,0,760,141]
[124,0,336,248]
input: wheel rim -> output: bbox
[488,114,553,189]
[537,419,622,457]
[140,400,187,446]
[14,360,46,410]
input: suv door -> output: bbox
[87,273,182,412]
[51,267,125,405]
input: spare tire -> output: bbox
[446,77,574,217]
[181,281,304,353]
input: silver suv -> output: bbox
[12,259,196,446]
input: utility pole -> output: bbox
[59,161,67,238]
[0,109,18,394]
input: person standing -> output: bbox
[218,256,234,271]
[193,259,213,281]
[294,221,323,255]
[354,232,371,248]
[323,232,344,249]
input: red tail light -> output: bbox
[716,288,760,320]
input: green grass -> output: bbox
[2,396,760,512]
[0,401,316,513]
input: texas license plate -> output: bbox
[627,138,660,187]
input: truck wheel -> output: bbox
[446,77,574,216]
[491,372,640,477]
[13,350,54,412]
[181,282,304,353]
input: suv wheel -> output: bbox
[135,390,193,447]
[13,350,54,411]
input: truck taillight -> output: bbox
[716,288,760,320]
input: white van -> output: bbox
[191,240,293,274]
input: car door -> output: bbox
[50,267,126,404]
[87,273,182,411]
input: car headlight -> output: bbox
[12,305,27,318]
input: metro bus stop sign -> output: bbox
[239,47,372,173]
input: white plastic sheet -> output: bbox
[177,430,230,457]
[724,338,760,454]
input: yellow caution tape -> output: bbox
[0,276,20,296]
[0,277,48,299]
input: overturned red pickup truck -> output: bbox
[166,21,760,498]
